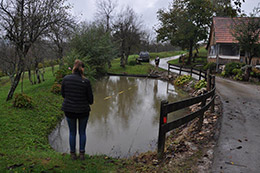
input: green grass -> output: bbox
[108,51,186,75]
[0,66,131,172]
[168,47,208,69]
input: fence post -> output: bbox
[199,69,202,80]
[179,66,182,75]
[207,70,211,91]
[190,67,193,77]
[168,64,170,75]
[210,76,216,113]
[158,100,168,159]
[198,98,206,131]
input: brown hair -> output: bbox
[72,59,85,78]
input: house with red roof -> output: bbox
[207,17,260,66]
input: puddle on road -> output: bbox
[49,76,189,158]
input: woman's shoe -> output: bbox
[79,152,85,161]
[70,152,77,160]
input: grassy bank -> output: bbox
[0,66,130,172]
[108,51,186,74]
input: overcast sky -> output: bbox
[67,0,260,33]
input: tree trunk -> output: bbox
[7,72,15,85]
[187,41,193,65]
[120,53,125,68]
[6,71,23,101]
[52,64,55,76]
[36,68,41,84]
[58,48,64,69]
[108,60,112,69]
[193,47,198,63]
[28,68,33,85]
[39,69,45,81]
[33,70,36,84]
[21,71,25,93]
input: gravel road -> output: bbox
[211,77,260,173]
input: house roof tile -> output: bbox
[213,17,236,43]
[213,17,260,44]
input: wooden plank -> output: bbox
[165,87,215,113]
[162,95,216,134]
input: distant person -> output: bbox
[155,56,160,67]
[61,59,94,160]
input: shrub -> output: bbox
[38,63,44,69]
[55,66,72,84]
[221,71,226,77]
[51,82,61,94]
[194,79,207,90]
[224,62,244,76]
[128,60,136,66]
[203,62,216,72]
[0,70,5,77]
[231,68,243,81]
[251,68,260,78]
[13,93,33,108]
[174,75,192,86]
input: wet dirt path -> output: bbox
[211,77,260,172]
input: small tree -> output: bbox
[69,22,117,77]
[231,10,260,65]
[95,0,117,32]
[113,6,144,67]
[156,0,213,64]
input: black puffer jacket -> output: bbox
[61,72,93,113]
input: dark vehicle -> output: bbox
[136,51,150,62]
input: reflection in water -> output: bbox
[49,76,189,158]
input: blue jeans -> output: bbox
[66,115,89,153]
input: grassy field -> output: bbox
[0,66,132,172]
[168,47,208,68]
[108,51,186,74]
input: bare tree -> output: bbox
[0,0,71,101]
[113,6,144,67]
[47,17,75,69]
[95,0,117,32]
[0,40,18,84]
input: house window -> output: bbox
[219,44,239,56]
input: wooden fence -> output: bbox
[168,64,207,80]
[158,64,216,159]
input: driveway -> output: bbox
[211,77,260,172]
[150,55,180,70]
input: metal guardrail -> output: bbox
[158,64,216,159]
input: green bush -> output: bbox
[203,62,216,72]
[13,93,33,108]
[232,68,243,81]
[174,75,192,86]
[251,68,260,78]
[221,71,226,77]
[55,66,72,84]
[194,79,207,90]
[128,60,137,66]
[224,62,244,76]
[0,70,5,77]
[51,82,61,94]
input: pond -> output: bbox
[49,76,189,158]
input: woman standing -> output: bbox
[61,59,94,160]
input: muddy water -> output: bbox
[49,76,189,158]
